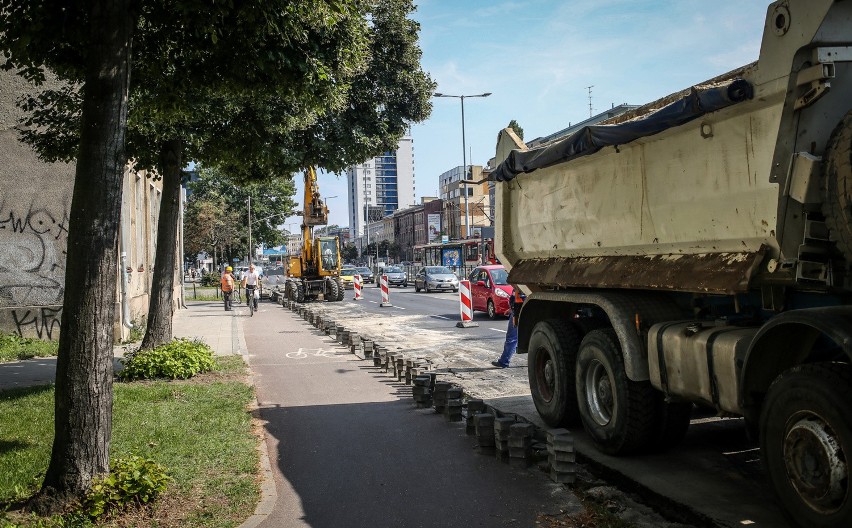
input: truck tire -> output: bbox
[335,278,345,301]
[576,328,657,455]
[528,319,581,427]
[327,277,340,302]
[823,110,852,263]
[285,282,295,302]
[295,282,305,303]
[759,363,852,528]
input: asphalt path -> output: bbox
[271,293,793,528]
[242,306,578,528]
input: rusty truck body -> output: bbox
[491,2,852,526]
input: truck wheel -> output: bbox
[528,319,581,427]
[335,278,345,301]
[487,300,497,319]
[576,328,657,455]
[285,282,295,302]
[295,283,305,303]
[760,363,852,528]
[823,110,852,263]
[327,278,340,302]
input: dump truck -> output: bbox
[490,2,852,527]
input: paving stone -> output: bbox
[509,437,532,448]
[548,451,577,463]
[550,460,577,473]
[510,423,536,438]
[466,399,486,414]
[547,440,575,453]
[549,469,575,484]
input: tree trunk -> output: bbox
[31,0,133,515]
[140,139,183,350]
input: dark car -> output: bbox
[355,266,375,284]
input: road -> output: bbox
[281,285,792,528]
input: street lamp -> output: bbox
[434,91,492,238]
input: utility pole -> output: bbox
[586,85,594,118]
[247,195,252,266]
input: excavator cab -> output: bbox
[317,237,340,275]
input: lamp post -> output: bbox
[434,91,491,238]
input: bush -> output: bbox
[0,332,59,362]
[118,339,216,381]
[82,455,171,519]
[200,272,218,287]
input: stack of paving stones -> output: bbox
[494,416,516,460]
[465,399,486,435]
[432,381,451,413]
[509,423,535,468]
[372,344,383,367]
[380,348,390,371]
[362,339,374,361]
[335,325,346,343]
[546,428,577,484]
[348,332,360,355]
[412,375,433,408]
[473,412,496,455]
[444,386,463,422]
[395,357,406,381]
[404,359,421,385]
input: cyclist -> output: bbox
[221,266,235,311]
[242,264,261,312]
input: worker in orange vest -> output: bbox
[221,266,235,311]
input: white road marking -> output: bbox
[489,328,507,333]
[430,315,451,320]
[369,300,377,304]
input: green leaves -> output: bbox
[83,455,171,519]
[118,339,217,381]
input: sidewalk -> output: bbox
[0,301,247,391]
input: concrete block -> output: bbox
[446,387,463,399]
[548,450,577,463]
[549,469,575,484]
[466,399,486,414]
[510,423,536,438]
[550,460,577,473]
[494,417,515,431]
[509,437,532,448]
[546,428,572,442]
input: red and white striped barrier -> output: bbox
[379,274,392,307]
[456,279,479,328]
[353,274,362,300]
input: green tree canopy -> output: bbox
[508,119,524,140]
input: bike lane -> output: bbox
[242,303,579,528]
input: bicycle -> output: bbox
[245,285,258,316]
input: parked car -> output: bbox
[414,266,459,293]
[339,267,357,289]
[468,265,512,319]
[384,266,408,287]
[262,267,286,301]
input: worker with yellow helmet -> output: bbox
[221,266,235,311]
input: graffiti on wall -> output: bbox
[0,202,69,308]
[10,306,62,340]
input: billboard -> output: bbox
[427,213,441,243]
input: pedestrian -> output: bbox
[242,264,261,312]
[221,266,235,311]
[492,287,526,368]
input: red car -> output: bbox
[468,265,512,319]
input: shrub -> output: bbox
[118,338,216,381]
[0,332,58,362]
[200,272,218,287]
[82,455,171,519]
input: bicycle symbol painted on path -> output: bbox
[284,348,341,359]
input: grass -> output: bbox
[0,355,259,528]
[0,333,58,363]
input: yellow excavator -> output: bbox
[285,167,344,302]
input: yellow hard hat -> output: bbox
[226,266,233,271]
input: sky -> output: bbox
[286,0,771,231]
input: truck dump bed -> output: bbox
[493,0,852,296]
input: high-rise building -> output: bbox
[346,135,415,240]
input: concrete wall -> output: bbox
[0,69,177,342]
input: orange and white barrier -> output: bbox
[456,279,478,328]
[379,274,392,307]
[354,274,362,300]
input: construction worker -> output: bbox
[492,287,526,368]
[221,266,235,311]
